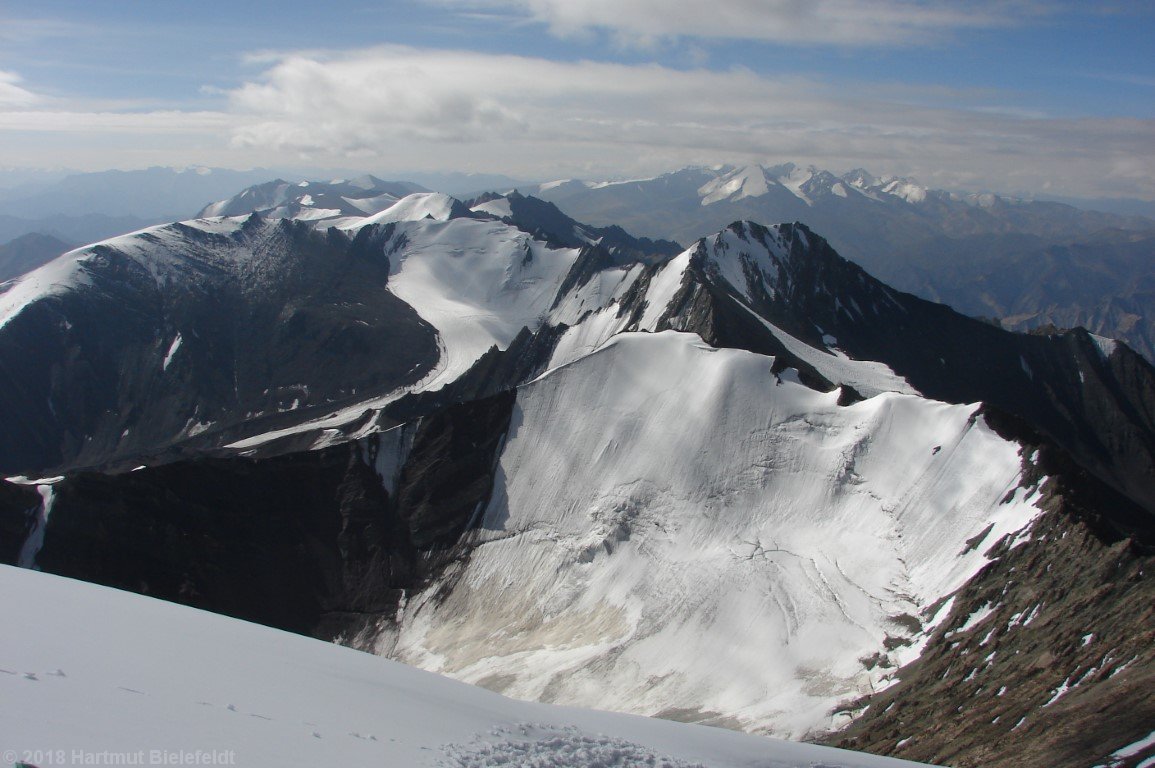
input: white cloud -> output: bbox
[221,47,1155,199]
[0,110,230,133]
[0,71,41,108]
[0,47,1149,200]
[430,0,1043,46]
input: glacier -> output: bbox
[386,331,1043,739]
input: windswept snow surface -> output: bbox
[471,197,514,218]
[744,306,915,398]
[15,483,57,569]
[775,165,815,206]
[0,241,110,331]
[698,165,772,205]
[696,165,815,206]
[546,263,647,368]
[366,217,581,394]
[391,331,1043,740]
[879,180,927,205]
[1090,333,1118,360]
[0,565,934,768]
[355,192,463,225]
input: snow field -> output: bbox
[377,216,581,393]
[0,565,932,768]
[390,331,1043,739]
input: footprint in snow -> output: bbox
[47,669,66,677]
[24,672,38,681]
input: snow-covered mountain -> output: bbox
[2,193,1154,766]
[201,178,682,264]
[534,164,1151,240]
[386,330,1041,739]
[467,190,682,264]
[0,213,445,472]
[530,164,1155,362]
[1,564,933,768]
[198,175,430,223]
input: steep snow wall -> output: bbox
[390,331,1044,739]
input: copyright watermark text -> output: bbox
[4,749,237,767]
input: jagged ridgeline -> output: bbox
[1,187,1153,768]
[530,164,1155,364]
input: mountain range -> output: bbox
[3,163,1153,367]
[529,164,1155,362]
[1,188,1153,767]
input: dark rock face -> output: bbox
[17,391,515,641]
[482,191,682,264]
[657,264,835,391]
[830,413,1155,768]
[0,479,39,564]
[0,218,439,476]
[389,391,516,550]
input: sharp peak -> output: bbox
[703,220,820,248]
[350,173,387,185]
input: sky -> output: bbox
[0,0,1153,199]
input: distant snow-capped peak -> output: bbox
[346,192,471,227]
[698,165,775,205]
[697,163,827,206]
[198,177,430,223]
[693,163,935,208]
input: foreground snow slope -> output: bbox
[391,332,1043,739]
[0,565,932,768]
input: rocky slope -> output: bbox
[831,411,1155,767]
